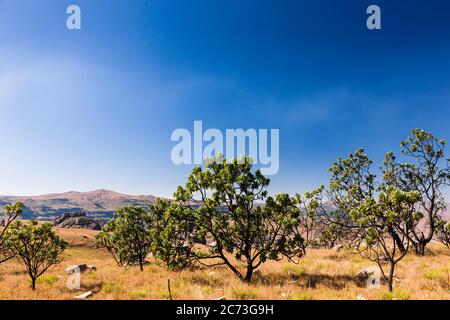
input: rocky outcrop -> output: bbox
[52,212,102,230]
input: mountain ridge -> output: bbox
[0,190,448,221]
[0,189,159,220]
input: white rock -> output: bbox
[74,291,92,300]
[214,296,226,300]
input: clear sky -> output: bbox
[0,0,449,197]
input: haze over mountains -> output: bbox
[0,189,449,222]
[0,190,158,220]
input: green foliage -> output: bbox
[174,156,305,282]
[351,186,420,247]
[384,129,450,255]
[327,149,375,245]
[96,206,152,271]
[149,199,194,270]
[328,149,421,291]
[4,220,67,290]
[265,185,326,255]
[0,202,24,264]
[329,148,376,210]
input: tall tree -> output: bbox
[328,149,406,252]
[0,202,24,264]
[174,156,304,283]
[4,220,67,290]
[328,149,420,291]
[383,129,450,255]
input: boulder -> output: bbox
[52,212,102,230]
[355,266,381,288]
[65,264,97,274]
[74,291,92,300]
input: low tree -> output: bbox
[95,226,122,267]
[329,149,408,252]
[383,129,450,255]
[328,149,421,291]
[149,199,194,270]
[4,220,67,290]
[265,186,326,255]
[174,156,304,282]
[95,206,153,271]
[0,202,24,264]
[351,186,420,291]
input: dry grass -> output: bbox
[0,227,448,300]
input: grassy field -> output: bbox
[0,227,448,300]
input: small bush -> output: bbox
[36,274,58,286]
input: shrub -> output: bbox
[4,220,67,290]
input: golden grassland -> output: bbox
[0,228,448,300]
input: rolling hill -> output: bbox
[0,189,158,220]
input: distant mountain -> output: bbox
[0,189,158,221]
[0,190,448,223]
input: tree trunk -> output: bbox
[393,234,406,254]
[244,265,253,283]
[139,258,144,272]
[415,242,426,256]
[389,227,406,254]
[31,277,36,291]
[387,262,395,292]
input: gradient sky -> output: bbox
[0,0,450,197]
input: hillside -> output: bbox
[0,189,158,220]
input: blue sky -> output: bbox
[0,0,449,197]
